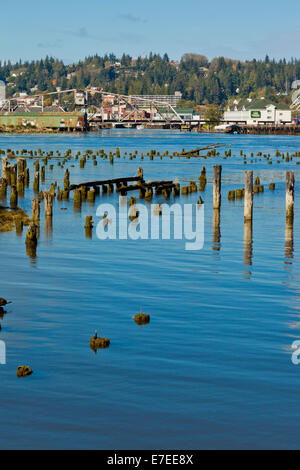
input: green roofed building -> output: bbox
[224,98,291,125]
[0,111,86,131]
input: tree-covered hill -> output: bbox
[0,53,299,107]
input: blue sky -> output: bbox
[1,0,300,63]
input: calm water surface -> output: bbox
[0,130,300,449]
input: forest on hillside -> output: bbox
[0,53,299,107]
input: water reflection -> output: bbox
[45,216,53,239]
[212,209,221,252]
[26,241,37,263]
[85,227,93,239]
[285,218,294,260]
[73,203,82,213]
[244,221,253,267]
[15,220,23,236]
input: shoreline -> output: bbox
[0,127,300,136]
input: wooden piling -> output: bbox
[24,168,30,187]
[213,165,222,209]
[17,174,24,196]
[137,166,144,180]
[25,224,38,259]
[17,158,26,174]
[33,171,39,193]
[41,166,45,181]
[10,185,18,209]
[73,189,82,206]
[87,188,96,203]
[64,169,70,190]
[286,171,295,220]
[0,177,7,198]
[32,198,40,222]
[2,157,7,176]
[11,164,17,186]
[244,171,253,222]
[4,166,11,186]
[173,181,180,197]
[84,216,93,238]
[44,191,53,218]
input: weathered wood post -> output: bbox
[173,180,181,197]
[41,166,45,182]
[11,164,17,186]
[0,177,7,199]
[64,168,70,190]
[145,187,153,201]
[17,174,24,196]
[2,157,7,176]
[213,165,222,209]
[44,191,53,218]
[85,216,93,229]
[17,158,26,174]
[84,216,93,238]
[4,165,11,186]
[24,167,30,187]
[33,171,39,193]
[199,165,207,191]
[244,171,253,222]
[26,224,38,244]
[25,224,38,259]
[286,171,295,221]
[32,198,40,223]
[73,189,81,206]
[87,188,96,203]
[137,166,144,180]
[10,185,18,209]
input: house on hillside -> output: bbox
[224,98,291,125]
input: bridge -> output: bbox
[0,87,199,127]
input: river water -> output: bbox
[0,129,300,449]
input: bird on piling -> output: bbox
[0,298,11,307]
[94,330,98,340]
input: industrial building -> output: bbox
[224,98,291,125]
[0,111,86,131]
[129,91,182,107]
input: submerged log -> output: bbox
[178,143,231,156]
[69,176,143,191]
